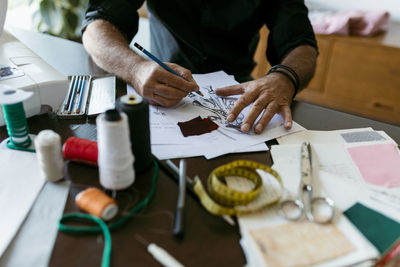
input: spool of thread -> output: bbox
[97,109,135,190]
[63,137,98,166]
[75,187,118,221]
[0,87,34,152]
[116,94,152,173]
[34,129,64,182]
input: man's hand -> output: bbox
[215,73,295,134]
[82,19,199,107]
[131,61,199,107]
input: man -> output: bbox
[82,0,317,134]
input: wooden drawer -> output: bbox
[324,41,400,123]
[251,26,270,79]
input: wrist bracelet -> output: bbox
[267,68,299,97]
[267,64,300,97]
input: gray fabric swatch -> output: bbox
[341,131,385,143]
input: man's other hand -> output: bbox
[215,73,294,134]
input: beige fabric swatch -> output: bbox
[249,221,355,267]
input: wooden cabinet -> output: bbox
[252,23,400,125]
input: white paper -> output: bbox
[277,127,396,145]
[0,181,69,267]
[0,149,45,257]
[128,70,304,159]
[227,146,379,267]
[152,142,269,160]
[273,137,400,222]
[87,76,116,116]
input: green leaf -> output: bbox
[39,0,53,27]
[63,9,79,31]
[34,0,86,40]
[79,0,89,9]
[69,0,80,8]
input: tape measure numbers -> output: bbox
[193,160,283,215]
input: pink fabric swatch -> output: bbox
[312,10,390,36]
[347,143,400,188]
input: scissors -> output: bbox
[279,142,335,224]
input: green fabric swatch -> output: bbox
[344,202,400,253]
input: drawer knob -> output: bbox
[370,101,394,111]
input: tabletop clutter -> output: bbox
[1,78,400,267]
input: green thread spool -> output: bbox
[1,101,34,152]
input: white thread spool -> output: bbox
[34,129,64,182]
[97,109,135,190]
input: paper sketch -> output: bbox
[127,71,305,159]
[188,85,243,130]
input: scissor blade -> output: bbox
[300,142,312,187]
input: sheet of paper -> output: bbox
[128,70,304,159]
[227,146,379,267]
[157,76,303,145]
[249,221,355,267]
[277,128,396,145]
[193,70,239,91]
[0,149,45,257]
[87,76,116,116]
[0,181,69,267]
[271,143,400,222]
[152,142,269,160]
[347,143,400,188]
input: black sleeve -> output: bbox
[264,0,318,65]
[82,0,145,42]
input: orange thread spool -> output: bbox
[75,187,118,221]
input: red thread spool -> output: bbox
[63,137,98,166]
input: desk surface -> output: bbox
[1,28,400,267]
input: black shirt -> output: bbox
[84,0,317,82]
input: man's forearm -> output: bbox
[82,19,144,86]
[280,45,318,92]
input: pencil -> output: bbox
[162,159,235,226]
[64,75,76,111]
[68,75,81,113]
[134,42,203,97]
[76,76,87,114]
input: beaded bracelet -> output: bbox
[267,64,300,97]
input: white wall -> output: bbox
[306,0,400,22]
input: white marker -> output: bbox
[135,235,184,267]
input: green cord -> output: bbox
[1,102,35,152]
[60,213,112,267]
[58,158,159,267]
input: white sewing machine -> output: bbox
[0,5,69,126]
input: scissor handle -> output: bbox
[279,197,335,223]
[309,197,335,224]
[278,199,304,221]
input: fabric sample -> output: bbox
[249,221,355,266]
[340,131,385,143]
[347,143,400,187]
[178,116,219,137]
[344,203,400,253]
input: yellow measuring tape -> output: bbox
[193,160,283,215]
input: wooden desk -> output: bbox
[1,28,400,267]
